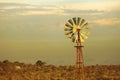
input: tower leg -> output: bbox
[75,46,85,80]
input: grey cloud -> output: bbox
[64,9,104,14]
[0,3,54,16]
[0,3,105,17]
[0,2,30,8]
[0,2,120,27]
[63,9,105,18]
[0,2,119,17]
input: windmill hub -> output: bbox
[73,25,80,33]
[77,28,80,32]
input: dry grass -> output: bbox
[0,60,120,80]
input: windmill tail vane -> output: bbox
[64,17,89,80]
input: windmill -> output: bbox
[64,17,89,80]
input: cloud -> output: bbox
[0,3,68,16]
[16,5,68,16]
[0,2,30,8]
[57,1,120,10]
[0,2,119,17]
[0,3,35,10]
[18,9,67,16]
[0,3,105,16]
[0,2,120,27]
[91,18,120,26]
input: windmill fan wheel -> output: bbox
[64,17,89,43]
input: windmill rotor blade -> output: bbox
[72,36,76,42]
[82,26,89,31]
[65,31,73,35]
[65,23,73,28]
[72,17,77,25]
[80,35,85,42]
[70,33,74,38]
[81,31,89,36]
[80,19,85,26]
[67,34,71,39]
[64,28,72,31]
[68,19,73,26]
[77,17,81,25]
[64,28,69,31]
[81,33,88,39]
[67,33,74,39]
[68,31,73,34]
[81,22,88,29]
[81,28,89,34]
[65,32,69,35]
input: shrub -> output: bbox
[36,60,46,66]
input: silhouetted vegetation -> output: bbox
[0,60,120,80]
[36,60,46,66]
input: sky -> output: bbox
[0,0,120,65]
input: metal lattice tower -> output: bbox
[64,17,89,80]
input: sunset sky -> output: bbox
[0,0,120,65]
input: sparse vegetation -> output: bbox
[0,60,120,80]
[36,60,46,66]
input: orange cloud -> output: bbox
[92,18,120,26]
[18,9,68,16]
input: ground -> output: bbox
[0,60,120,80]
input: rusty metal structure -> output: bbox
[64,17,89,80]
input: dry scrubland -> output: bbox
[0,60,120,80]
